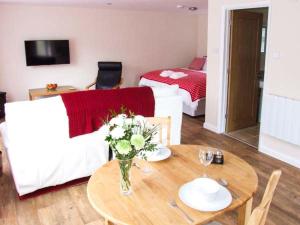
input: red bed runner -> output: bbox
[141,68,206,102]
[61,87,155,138]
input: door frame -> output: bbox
[217,1,272,148]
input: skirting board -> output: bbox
[260,145,300,169]
[203,122,300,168]
[203,122,221,134]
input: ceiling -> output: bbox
[0,0,208,13]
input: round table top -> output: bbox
[87,145,258,225]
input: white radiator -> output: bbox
[261,94,300,146]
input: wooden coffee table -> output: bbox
[29,86,78,100]
[87,145,258,225]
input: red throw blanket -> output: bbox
[61,87,155,138]
[141,68,206,102]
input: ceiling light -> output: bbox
[188,7,198,11]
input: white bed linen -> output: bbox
[1,96,109,195]
[140,77,200,110]
[154,95,182,144]
[141,69,206,108]
[0,93,182,196]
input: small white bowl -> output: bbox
[193,178,220,201]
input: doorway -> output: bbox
[225,7,269,148]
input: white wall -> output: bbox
[0,4,201,101]
[205,0,300,168]
[197,12,208,57]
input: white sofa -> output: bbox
[0,89,182,196]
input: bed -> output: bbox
[139,67,207,117]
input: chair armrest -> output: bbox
[87,77,123,90]
[86,81,96,90]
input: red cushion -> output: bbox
[188,57,206,70]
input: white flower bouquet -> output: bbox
[104,110,158,195]
[104,113,158,160]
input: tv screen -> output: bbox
[25,40,70,66]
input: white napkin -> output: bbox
[169,72,188,79]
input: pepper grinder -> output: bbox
[213,150,224,164]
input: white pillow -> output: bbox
[151,85,179,98]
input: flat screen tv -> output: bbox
[25,40,70,66]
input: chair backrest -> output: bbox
[247,170,282,225]
[146,117,171,146]
[96,62,122,89]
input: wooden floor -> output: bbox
[0,115,299,225]
[227,125,260,148]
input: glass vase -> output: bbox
[118,158,133,195]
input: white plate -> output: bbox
[178,179,232,212]
[144,146,172,162]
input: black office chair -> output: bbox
[86,62,123,89]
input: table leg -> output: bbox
[105,219,114,225]
[237,197,253,225]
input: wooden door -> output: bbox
[226,11,263,132]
